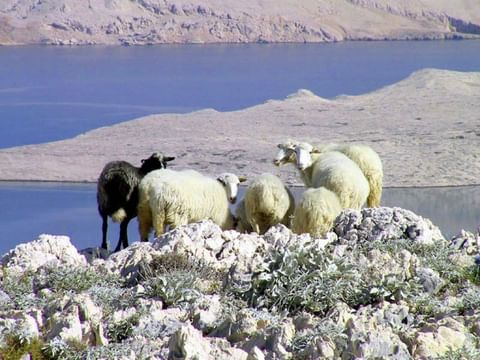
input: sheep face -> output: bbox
[217,173,246,204]
[295,143,314,170]
[140,153,175,174]
[273,141,296,166]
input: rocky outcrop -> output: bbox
[1,207,480,358]
[0,0,479,45]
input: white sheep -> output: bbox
[240,173,295,234]
[138,169,245,239]
[274,140,382,207]
[291,187,342,238]
[294,143,370,209]
[137,168,186,241]
[308,143,383,207]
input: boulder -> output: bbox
[1,234,86,273]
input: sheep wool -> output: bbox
[291,187,342,238]
[138,169,241,240]
[295,145,370,210]
[312,143,383,207]
[243,173,295,234]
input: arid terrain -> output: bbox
[1,0,480,45]
[0,68,479,187]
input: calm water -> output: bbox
[1,41,480,148]
[1,41,480,255]
[0,183,478,256]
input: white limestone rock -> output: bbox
[0,311,39,347]
[190,294,223,332]
[134,308,187,341]
[414,317,475,359]
[1,234,86,273]
[334,207,445,245]
[153,220,227,270]
[168,324,212,359]
[102,241,161,279]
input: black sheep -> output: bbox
[97,152,175,252]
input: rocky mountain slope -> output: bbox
[1,208,480,359]
[1,0,479,45]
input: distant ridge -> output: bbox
[0,0,479,45]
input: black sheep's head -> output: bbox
[141,152,175,173]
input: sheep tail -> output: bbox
[111,208,127,223]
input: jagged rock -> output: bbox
[414,317,475,358]
[111,307,137,324]
[293,312,317,332]
[209,337,248,360]
[325,302,413,359]
[134,308,187,341]
[168,324,212,359]
[190,294,223,332]
[1,234,87,273]
[218,231,270,273]
[416,267,444,294]
[2,0,479,46]
[247,346,265,360]
[227,309,263,343]
[0,289,12,309]
[153,221,227,269]
[103,241,161,280]
[46,305,83,343]
[72,293,103,323]
[345,318,411,359]
[44,293,107,346]
[450,229,480,255]
[268,318,296,358]
[334,207,445,245]
[0,311,39,346]
[79,246,111,262]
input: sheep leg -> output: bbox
[251,222,261,234]
[152,209,166,239]
[138,202,152,242]
[138,218,151,242]
[114,218,131,252]
[100,214,109,251]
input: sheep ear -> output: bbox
[164,156,175,162]
[311,147,322,154]
[238,176,247,183]
[217,176,226,185]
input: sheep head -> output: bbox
[295,142,314,170]
[217,173,246,204]
[140,152,175,174]
[273,139,297,166]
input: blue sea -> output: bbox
[0,41,479,255]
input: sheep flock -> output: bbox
[97,140,383,251]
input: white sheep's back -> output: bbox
[310,151,369,209]
[148,171,233,229]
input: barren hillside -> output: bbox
[1,0,479,45]
[0,69,479,187]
